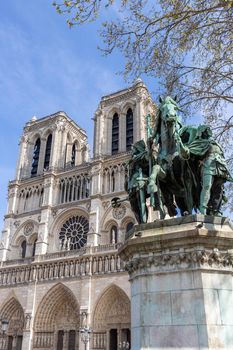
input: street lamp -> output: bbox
[1,320,9,335]
[1,319,9,350]
[80,327,92,350]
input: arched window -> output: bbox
[126,108,133,151]
[21,240,26,258]
[126,222,134,233]
[111,170,115,192]
[31,138,41,176]
[110,225,118,244]
[44,134,52,169]
[32,239,37,257]
[112,113,119,154]
[71,143,76,166]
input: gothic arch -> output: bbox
[120,216,136,230]
[12,219,39,245]
[104,219,118,231]
[66,132,72,143]
[30,132,42,144]
[41,128,53,139]
[93,284,130,331]
[104,220,119,244]
[107,107,120,119]
[34,283,80,332]
[120,100,136,114]
[72,139,81,150]
[100,201,132,230]
[14,234,27,247]
[33,284,80,349]
[0,297,24,336]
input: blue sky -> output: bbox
[0,1,232,229]
[0,0,133,229]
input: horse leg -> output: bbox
[148,164,166,218]
[200,173,213,214]
[207,177,225,215]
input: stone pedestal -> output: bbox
[119,215,233,350]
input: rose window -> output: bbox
[59,215,89,250]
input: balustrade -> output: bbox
[33,332,54,348]
[92,332,106,349]
[0,252,125,286]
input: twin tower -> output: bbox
[0,80,155,350]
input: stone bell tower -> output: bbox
[93,78,156,158]
[1,111,89,261]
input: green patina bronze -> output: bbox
[122,96,233,223]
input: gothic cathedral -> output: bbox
[0,80,155,350]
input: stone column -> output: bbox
[15,135,27,180]
[119,215,233,350]
[37,137,46,174]
[106,116,112,155]
[0,227,11,263]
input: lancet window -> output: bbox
[71,143,76,166]
[18,184,44,214]
[31,138,41,176]
[59,215,89,251]
[58,174,90,204]
[21,240,26,258]
[110,225,118,244]
[112,113,119,154]
[44,134,52,170]
[32,239,37,257]
[102,164,126,194]
[126,108,133,151]
[126,222,134,233]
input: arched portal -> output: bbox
[33,283,80,350]
[93,285,130,350]
[0,297,24,350]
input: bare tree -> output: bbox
[53,0,233,194]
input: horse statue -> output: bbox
[114,96,232,223]
[147,96,199,217]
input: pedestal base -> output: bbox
[119,215,233,349]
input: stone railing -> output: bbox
[33,331,54,348]
[33,243,123,262]
[1,257,35,267]
[1,245,123,267]
[36,247,88,261]
[90,242,122,253]
[0,251,125,286]
[92,332,106,350]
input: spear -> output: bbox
[145,114,154,207]
[145,114,165,219]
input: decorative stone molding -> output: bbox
[112,205,126,220]
[120,215,233,278]
[125,248,233,275]
[14,220,21,228]
[102,201,110,210]
[24,222,34,236]
[86,202,91,211]
[52,209,58,217]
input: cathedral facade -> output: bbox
[0,80,155,350]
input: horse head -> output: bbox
[159,96,180,125]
